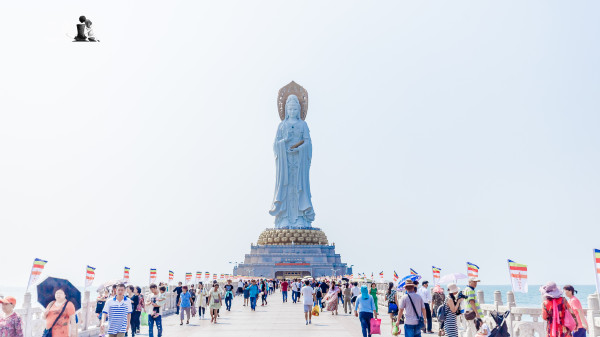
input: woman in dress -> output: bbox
[43,289,77,337]
[0,297,23,337]
[197,283,207,320]
[209,283,222,324]
[325,281,340,315]
[370,283,379,313]
[386,282,398,325]
[443,284,463,337]
[541,282,577,337]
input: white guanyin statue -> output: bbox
[269,81,315,229]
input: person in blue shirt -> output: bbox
[178,286,192,325]
[355,285,378,337]
[245,280,260,311]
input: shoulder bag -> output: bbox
[42,301,69,337]
[407,293,425,330]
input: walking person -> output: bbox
[386,282,399,325]
[224,280,235,311]
[541,282,577,337]
[173,282,183,315]
[189,285,196,317]
[301,280,316,325]
[325,281,340,315]
[260,280,268,306]
[243,281,250,307]
[101,283,132,337]
[237,280,244,297]
[443,284,463,337]
[355,285,378,337]
[418,281,433,333]
[432,285,446,336]
[43,289,77,337]
[209,283,222,323]
[0,297,23,337]
[197,283,207,320]
[564,285,588,337]
[177,286,191,325]
[397,280,427,337]
[281,279,289,303]
[146,284,165,337]
[343,283,353,314]
[370,283,379,313]
[128,286,141,337]
[464,278,483,337]
[246,280,259,311]
[351,282,361,307]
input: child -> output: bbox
[85,19,99,42]
[475,318,491,337]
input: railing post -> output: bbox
[587,293,599,337]
[477,290,485,305]
[23,292,32,337]
[82,290,90,331]
[506,291,516,337]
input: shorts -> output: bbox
[304,304,312,313]
[244,293,249,299]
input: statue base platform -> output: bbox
[234,228,351,279]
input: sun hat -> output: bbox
[433,285,444,294]
[539,282,562,299]
[468,277,481,282]
[405,280,417,288]
[0,296,16,306]
[447,284,460,294]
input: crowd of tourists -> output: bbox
[0,277,590,337]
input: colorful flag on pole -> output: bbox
[185,272,192,284]
[220,273,224,279]
[410,268,418,275]
[85,265,96,289]
[124,267,131,281]
[149,268,157,284]
[169,270,174,283]
[507,260,528,293]
[593,249,600,294]
[467,262,479,278]
[27,258,48,291]
[393,271,399,282]
[205,272,210,279]
[213,274,217,280]
[196,272,201,282]
[432,266,442,285]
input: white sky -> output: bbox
[1,0,599,287]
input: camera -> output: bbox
[457,292,468,300]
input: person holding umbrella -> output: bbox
[42,289,77,337]
[0,296,23,337]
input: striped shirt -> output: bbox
[463,287,482,317]
[102,296,132,334]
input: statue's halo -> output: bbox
[277,81,308,121]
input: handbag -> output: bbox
[42,301,69,337]
[465,310,477,320]
[370,318,382,335]
[561,299,577,331]
[389,302,398,312]
[407,293,425,330]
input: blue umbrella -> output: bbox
[37,276,81,311]
[397,274,422,290]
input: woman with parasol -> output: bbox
[42,289,77,337]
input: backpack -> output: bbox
[437,305,446,322]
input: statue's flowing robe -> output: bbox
[269,119,315,228]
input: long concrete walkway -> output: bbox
[142,292,398,337]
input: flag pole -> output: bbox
[506,259,514,292]
[593,249,599,295]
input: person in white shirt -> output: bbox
[418,281,433,333]
[291,280,299,303]
[351,282,361,306]
[300,280,316,325]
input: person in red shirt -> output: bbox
[281,280,289,303]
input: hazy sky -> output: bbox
[1,0,599,288]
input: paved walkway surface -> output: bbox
[140,292,401,337]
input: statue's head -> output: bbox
[285,95,301,120]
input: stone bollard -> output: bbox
[82,290,90,331]
[587,293,599,337]
[506,291,516,337]
[494,290,503,307]
[477,290,485,305]
[23,292,32,337]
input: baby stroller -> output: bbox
[489,310,510,337]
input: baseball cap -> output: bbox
[0,296,17,306]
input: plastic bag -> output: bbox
[392,321,400,336]
[141,312,148,326]
[312,304,320,316]
[370,318,381,335]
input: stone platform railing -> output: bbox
[371,283,600,337]
[14,286,183,337]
